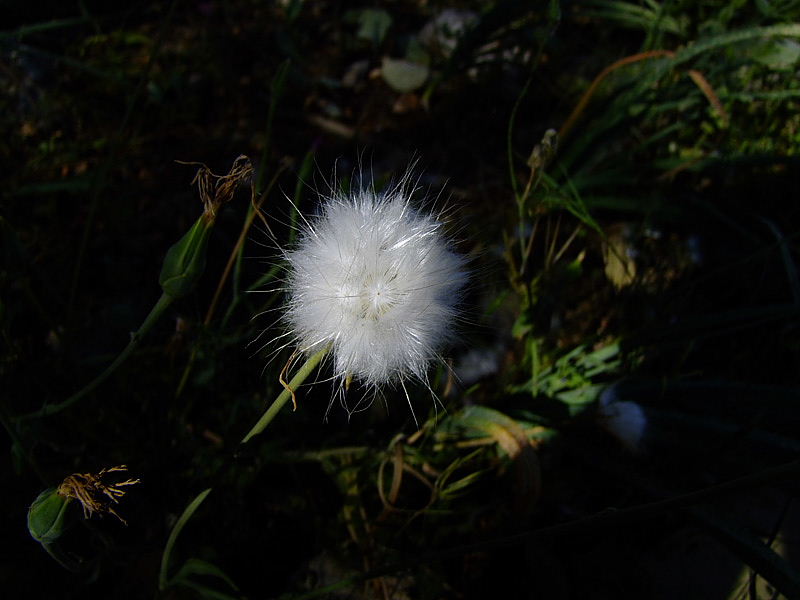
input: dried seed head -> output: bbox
[56,465,140,525]
[160,156,254,298]
[183,154,254,223]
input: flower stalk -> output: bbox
[15,157,252,422]
[159,345,330,589]
[240,344,330,444]
[15,292,173,421]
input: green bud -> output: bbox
[28,487,71,544]
[158,216,213,299]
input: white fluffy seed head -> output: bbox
[284,178,468,392]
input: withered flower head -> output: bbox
[159,155,254,299]
[57,465,140,525]
[184,154,254,223]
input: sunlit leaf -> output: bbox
[381,58,430,92]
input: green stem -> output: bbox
[41,541,83,573]
[220,263,281,329]
[174,346,198,401]
[158,488,212,591]
[15,292,173,421]
[0,401,46,482]
[231,204,253,302]
[241,345,330,444]
[287,147,316,246]
[159,345,330,590]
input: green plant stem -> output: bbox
[0,402,46,482]
[287,147,316,247]
[41,541,83,573]
[220,264,281,329]
[160,345,330,590]
[241,345,330,444]
[175,168,286,402]
[15,292,173,421]
[158,488,212,591]
[0,17,90,41]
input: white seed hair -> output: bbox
[283,174,468,397]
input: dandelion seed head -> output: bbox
[283,176,468,393]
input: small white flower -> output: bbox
[597,386,647,452]
[283,172,468,409]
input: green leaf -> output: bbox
[435,449,485,500]
[381,58,430,92]
[749,39,800,70]
[171,557,240,593]
[581,0,684,36]
[405,36,431,66]
[455,406,541,504]
[440,470,487,499]
[673,24,800,65]
[354,9,392,45]
[603,230,637,289]
[555,384,605,409]
[511,311,534,339]
[527,343,621,397]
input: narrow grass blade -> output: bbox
[159,488,212,591]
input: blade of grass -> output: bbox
[559,50,672,142]
[559,24,800,169]
[159,488,212,591]
[162,348,330,594]
[0,17,90,40]
[759,218,800,305]
[287,146,316,247]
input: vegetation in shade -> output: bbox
[2,0,800,598]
